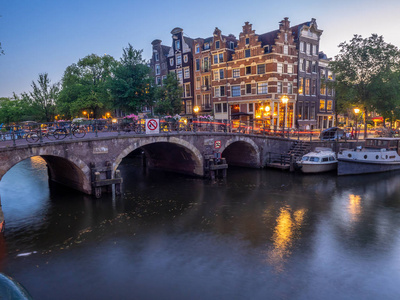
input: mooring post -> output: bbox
[115,170,122,195]
[94,172,102,198]
[221,158,227,178]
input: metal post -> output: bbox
[95,120,98,137]
[12,126,16,147]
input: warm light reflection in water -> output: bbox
[267,206,306,272]
[348,194,362,222]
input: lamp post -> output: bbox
[193,106,200,132]
[354,108,360,140]
[281,95,289,138]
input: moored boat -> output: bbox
[337,138,400,175]
[296,147,337,173]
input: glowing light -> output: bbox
[193,106,200,113]
[354,108,360,114]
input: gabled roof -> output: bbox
[161,45,171,57]
[257,29,279,47]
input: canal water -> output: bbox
[1,157,400,299]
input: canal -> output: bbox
[1,156,400,299]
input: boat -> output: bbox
[296,147,337,173]
[337,138,400,175]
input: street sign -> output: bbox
[146,119,159,134]
[214,140,222,149]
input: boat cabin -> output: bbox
[365,138,400,154]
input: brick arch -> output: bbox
[114,136,204,176]
[0,150,91,194]
[221,136,261,168]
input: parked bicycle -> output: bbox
[26,124,86,143]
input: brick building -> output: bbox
[150,17,334,129]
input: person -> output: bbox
[351,128,354,139]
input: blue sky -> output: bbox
[1,0,400,98]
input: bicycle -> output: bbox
[52,125,87,140]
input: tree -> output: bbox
[153,73,183,116]
[330,34,400,137]
[108,44,154,114]
[21,73,59,122]
[58,54,115,119]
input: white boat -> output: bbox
[337,138,400,175]
[297,147,337,173]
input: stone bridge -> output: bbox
[0,132,294,195]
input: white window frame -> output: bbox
[155,52,159,61]
[257,82,268,94]
[231,85,241,97]
[277,63,283,73]
[184,67,190,79]
[176,55,182,65]
[233,68,240,78]
[287,64,293,74]
[300,42,304,53]
[283,45,288,55]
[155,64,160,75]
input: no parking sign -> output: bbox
[145,119,159,134]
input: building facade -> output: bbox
[150,17,334,129]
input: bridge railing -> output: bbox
[0,118,340,145]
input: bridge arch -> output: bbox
[222,137,261,168]
[0,151,91,194]
[114,137,204,176]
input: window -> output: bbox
[184,55,188,63]
[196,77,201,90]
[169,58,174,66]
[162,75,167,83]
[310,103,315,120]
[213,55,218,64]
[219,53,223,63]
[204,43,210,50]
[306,61,310,73]
[299,78,304,95]
[300,59,305,72]
[304,102,309,119]
[300,42,304,53]
[231,86,241,97]
[328,71,333,80]
[230,41,234,50]
[287,64,293,74]
[196,59,200,71]
[305,78,310,95]
[177,69,183,82]
[312,61,317,73]
[215,86,225,97]
[298,102,303,119]
[184,67,190,79]
[312,79,316,95]
[175,40,180,50]
[277,63,283,73]
[216,41,220,49]
[203,57,209,72]
[320,100,325,110]
[277,82,282,93]
[195,45,200,53]
[233,68,240,78]
[215,103,222,113]
[264,46,269,54]
[223,103,227,112]
[320,83,326,95]
[246,84,252,94]
[257,82,268,94]
[245,37,249,45]
[284,33,288,42]
[312,44,317,55]
[287,83,293,94]
[249,103,254,112]
[186,100,192,114]
[156,77,161,85]
[245,49,250,58]
[176,55,182,65]
[155,64,160,75]
[306,43,311,55]
[327,100,333,111]
[246,66,251,75]
[213,70,219,80]
[283,45,288,55]
[328,86,332,96]
[219,69,224,79]
[257,64,265,74]
[155,52,159,61]
[184,83,191,97]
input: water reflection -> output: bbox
[267,205,307,273]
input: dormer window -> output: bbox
[245,37,249,45]
[216,41,220,49]
[195,45,200,53]
[204,43,210,50]
[175,40,181,50]
[230,41,234,50]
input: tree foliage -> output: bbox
[58,54,115,119]
[108,44,154,114]
[153,73,183,116]
[330,34,400,134]
[21,73,59,122]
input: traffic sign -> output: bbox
[146,119,159,134]
[214,140,222,149]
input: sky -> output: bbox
[1,0,400,98]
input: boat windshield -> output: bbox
[302,156,310,161]
[309,157,320,162]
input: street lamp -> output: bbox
[354,108,360,140]
[193,106,200,132]
[83,111,87,118]
[281,95,289,138]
